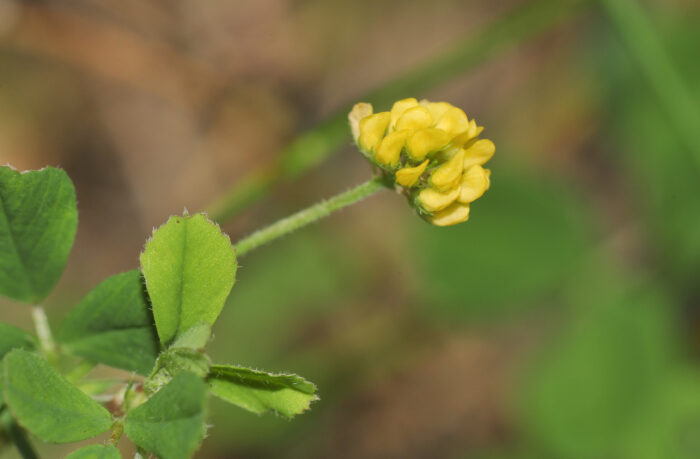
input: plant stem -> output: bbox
[0,409,39,459]
[233,177,388,258]
[600,0,700,173]
[31,306,56,360]
[109,422,124,446]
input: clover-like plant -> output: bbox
[0,166,318,459]
[0,98,493,458]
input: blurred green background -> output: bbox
[1,0,699,457]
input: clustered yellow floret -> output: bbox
[349,98,494,226]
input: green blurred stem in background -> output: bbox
[31,306,56,362]
[0,409,39,459]
[206,0,593,223]
[601,0,700,173]
[233,177,388,258]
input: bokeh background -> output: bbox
[1,0,699,457]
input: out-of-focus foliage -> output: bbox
[0,0,698,457]
[414,161,594,316]
[600,17,700,291]
[65,444,121,459]
[518,265,693,459]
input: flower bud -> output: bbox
[349,98,494,226]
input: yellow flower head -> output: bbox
[349,98,494,226]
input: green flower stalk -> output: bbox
[233,98,496,257]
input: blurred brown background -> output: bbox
[1,0,699,458]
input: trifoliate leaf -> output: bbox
[140,214,236,345]
[59,270,159,375]
[0,323,35,405]
[0,166,77,303]
[125,372,207,459]
[207,365,318,419]
[66,444,121,459]
[2,349,112,443]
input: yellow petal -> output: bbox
[390,98,419,129]
[459,165,490,203]
[395,159,429,187]
[451,120,484,147]
[395,106,433,131]
[359,112,391,152]
[430,202,470,226]
[435,107,469,138]
[406,128,450,161]
[468,119,483,138]
[430,149,465,192]
[348,102,373,143]
[462,139,495,169]
[375,130,409,166]
[419,184,460,212]
[420,100,453,121]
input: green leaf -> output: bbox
[0,408,38,459]
[0,323,35,405]
[171,322,212,351]
[125,372,207,459]
[140,213,237,345]
[207,365,318,419]
[58,270,159,375]
[2,349,112,443]
[0,324,35,357]
[0,166,77,303]
[66,444,121,459]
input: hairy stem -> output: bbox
[233,177,388,258]
[109,422,124,446]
